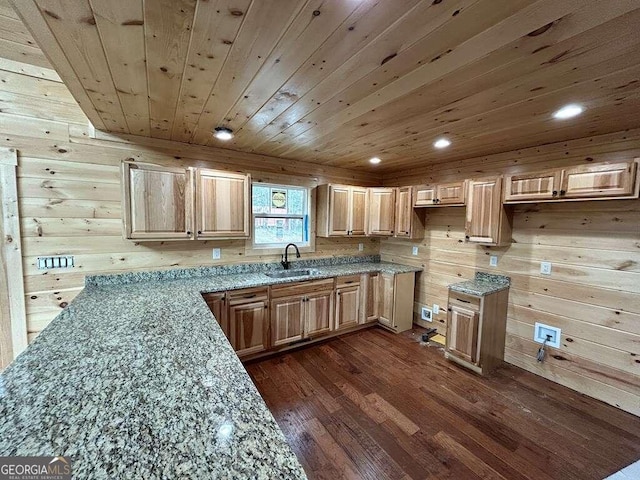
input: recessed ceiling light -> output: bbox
[213,126,234,141]
[553,104,583,120]
[433,138,451,149]
[369,157,381,164]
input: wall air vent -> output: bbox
[36,256,75,270]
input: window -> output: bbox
[252,183,310,248]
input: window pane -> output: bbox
[252,185,271,214]
[287,188,305,215]
[254,217,305,244]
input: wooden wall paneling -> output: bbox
[170,0,250,142]
[0,147,27,367]
[90,0,150,136]
[144,0,195,139]
[0,57,60,81]
[189,0,307,145]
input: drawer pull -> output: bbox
[243,294,256,299]
[343,280,354,284]
[455,298,471,303]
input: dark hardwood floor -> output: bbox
[245,326,640,480]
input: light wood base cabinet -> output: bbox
[229,300,269,358]
[362,272,380,323]
[445,288,509,375]
[378,271,415,333]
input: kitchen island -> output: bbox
[0,256,420,479]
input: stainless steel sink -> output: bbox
[265,269,320,279]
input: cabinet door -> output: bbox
[394,187,412,237]
[560,161,636,198]
[503,170,560,202]
[378,273,395,327]
[229,300,268,357]
[367,188,395,236]
[270,297,304,347]
[350,187,368,235]
[465,177,502,244]
[335,285,360,330]
[123,161,193,240]
[366,273,380,322]
[414,185,437,206]
[446,305,479,364]
[437,181,466,205]
[195,169,249,238]
[203,293,229,341]
[328,186,351,235]
[306,291,333,337]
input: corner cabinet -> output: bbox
[378,271,415,333]
[465,177,512,246]
[121,160,250,241]
[317,184,368,237]
[122,161,194,240]
[195,169,250,238]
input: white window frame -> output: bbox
[247,183,315,255]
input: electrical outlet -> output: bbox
[534,322,561,348]
[489,255,498,267]
[358,243,364,252]
[412,246,419,256]
[421,306,432,321]
[433,304,440,315]
[212,248,221,260]
[540,261,552,275]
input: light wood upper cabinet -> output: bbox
[317,184,368,237]
[504,160,638,203]
[122,161,193,240]
[394,186,424,239]
[447,304,479,364]
[504,170,561,202]
[414,181,465,207]
[367,188,395,236]
[195,169,250,238]
[560,161,636,199]
[465,177,512,246]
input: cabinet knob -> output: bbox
[465,235,470,240]
[197,230,202,234]
[186,231,192,236]
[560,190,566,196]
[552,190,558,196]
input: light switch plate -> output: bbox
[540,261,552,275]
[412,246,419,256]
[212,248,221,260]
[433,304,440,315]
[489,255,498,267]
[358,243,364,252]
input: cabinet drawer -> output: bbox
[228,287,269,305]
[336,274,361,287]
[448,291,481,311]
[270,278,334,299]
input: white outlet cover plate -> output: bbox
[433,304,440,314]
[489,255,498,267]
[534,322,561,348]
[421,306,432,321]
[412,246,419,256]
[358,243,364,251]
[212,248,221,260]
[540,261,552,275]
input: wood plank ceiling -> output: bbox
[8,0,640,173]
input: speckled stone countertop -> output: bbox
[0,256,421,479]
[449,271,511,296]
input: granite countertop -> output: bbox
[449,271,511,296]
[0,255,421,479]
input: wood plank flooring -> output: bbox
[245,326,640,480]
